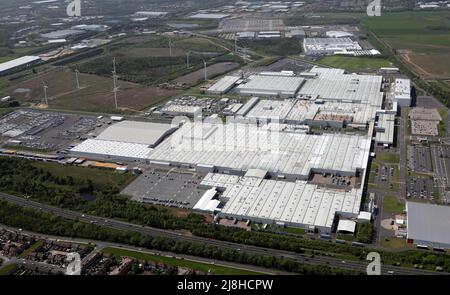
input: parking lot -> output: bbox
[407,176,434,200]
[430,145,450,204]
[374,164,396,190]
[407,145,433,173]
[0,110,99,151]
[121,168,207,208]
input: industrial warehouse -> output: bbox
[0,56,41,76]
[302,38,362,56]
[197,173,362,232]
[406,202,450,249]
[67,66,409,233]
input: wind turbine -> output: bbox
[185,50,191,69]
[75,68,80,89]
[112,58,119,109]
[42,81,49,106]
[202,59,207,81]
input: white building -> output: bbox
[147,121,371,180]
[392,78,411,107]
[0,56,41,76]
[303,38,362,55]
[198,173,363,233]
[70,121,178,161]
[375,113,395,146]
[207,76,240,94]
[236,75,305,98]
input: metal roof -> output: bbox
[0,56,41,73]
[375,113,395,144]
[96,121,176,146]
[207,76,240,93]
[407,202,450,246]
[237,75,305,97]
[298,68,383,104]
[148,122,371,178]
[71,139,153,159]
[201,173,362,230]
[337,219,356,233]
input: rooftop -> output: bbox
[96,121,177,146]
[148,122,371,179]
[200,173,362,230]
[407,202,450,246]
[298,67,383,104]
[0,56,41,73]
[236,75,305,96]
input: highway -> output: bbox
[0,192,446,275]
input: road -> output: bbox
[398,110,408,200]
[0,192,446,275]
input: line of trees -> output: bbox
[0,200,358,275]
[1,157,450,272]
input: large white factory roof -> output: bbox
[0,56,41,73]
[325,31,354,38]
[393,78,411,100]
[71,139,153,160]
[190,13,230,19]
[96,121,177,146]
[148,122,371,178]
[199,173,362,230]
[245,98,380,126]
[375,113,395,145]
[298,67,383,104]
[207,75,240,94]
[303,38,362,54]
[236,75,305,97]
[407,202,450,248]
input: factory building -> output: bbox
[392,78,411,107]
[70,121,178,161]
[0,56,41,76]
[159,104,203,117]
[197,172,363,233]
[303,38,362,56]
[243,98,380,128]
[207,76,241,94]
[298,67,384,104]
[236,75,305,98]
[375,113,395,147]
[406,202,450,249]
[147,122,371,180]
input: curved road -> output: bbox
[0,192,446,275]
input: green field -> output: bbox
[362,11,450,48]
[102,247,265,275]
[0,264,17,275]
[380,237,413,250]
[361,11,450,77]
[279,227,306,235]
[383,196,405,213]
[375,152,400,164]
[317,56,392,71]
[31,162,136,190]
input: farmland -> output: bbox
[361,11,450,78]
[0,69,179,113]
[78,35,237,86]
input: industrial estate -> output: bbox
[0,0,450,279]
